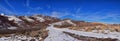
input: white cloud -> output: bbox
[51,11,69,18]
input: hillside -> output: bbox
[0,14,120,41]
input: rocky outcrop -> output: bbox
[0,14,120,41]
[0,14,60,34]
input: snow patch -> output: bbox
[44,25,80,41]
[24,16,34,22]
[56,28,120,40]
[45,23,120,41]
[8,27,17,30]
[52,20,76,26]
[7,16,22,23]
[32,16,45,22]
[0,13,5,16]
[64,20,76,26]
[0,35,39,41]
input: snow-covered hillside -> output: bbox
[0,14,120,41]
[44,22,120,41]
[44,25,80,41]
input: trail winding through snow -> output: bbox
[44,25,80,41]
[44,24,120,41]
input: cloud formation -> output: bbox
[51,11,69,18]
[49,9,120,24]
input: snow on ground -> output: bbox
[0,35,39,41]
[58,28,120,40]
[7,16,22,23]
[51,20,76,26]
[32,16,45,22]
[36,17,45,22]
[0,13,5,16]
[45,22,120,41]
[24,16,34,22]
[64,20,76,26]
[44,25,80,41]
[8,27,17,30]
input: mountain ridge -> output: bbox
[0,14,120,34]
[0,14,120,41]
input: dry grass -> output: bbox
[68,25,120,33]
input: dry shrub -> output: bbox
[29,30,39,37]
[39,29,48,39]
[54,22,74,28]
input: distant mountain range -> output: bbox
[0,14,120,41]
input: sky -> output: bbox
[0,0,120,24]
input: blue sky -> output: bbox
[0,0,120,24]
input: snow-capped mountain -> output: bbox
[0,14,120,41]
